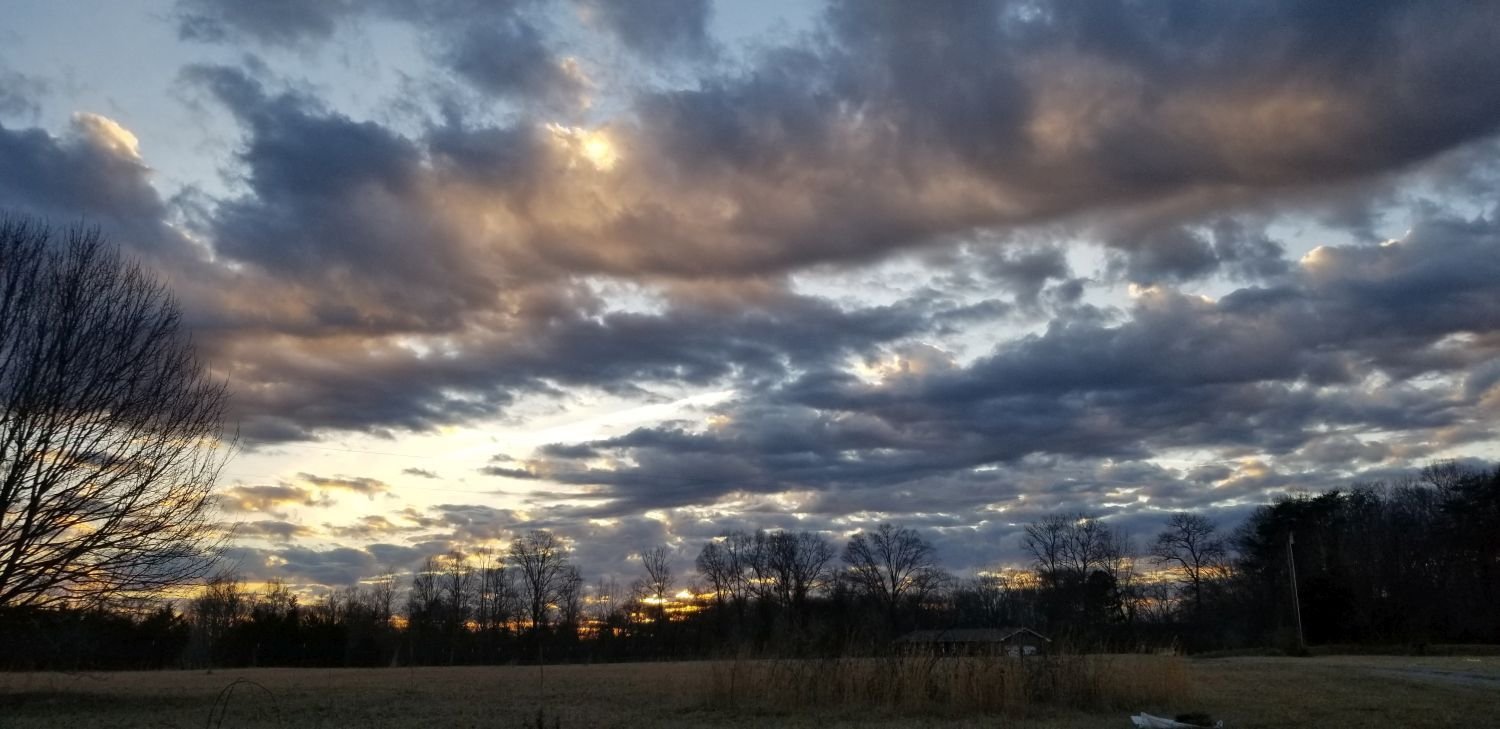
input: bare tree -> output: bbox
[763,530,835,612]
[1024,513,1118,585]
[1022,514,1072,586]
[590,575,621,625]
[1102,528,1141,625]
[0,219,231,607]
[695,539,731,608]
[365,567,397,624]
[843,523,945,628]
[1062,515,1113,579]
[407,556,441,619]
[641,546,675,601]
[190,569,247,661]
[555,565,584,637]
[438,551,474,663]
[1151,512,1228,620]
[473,548,514,635]
[960,570,1039,628]
[509,529,569,634]
[439,552,474,620]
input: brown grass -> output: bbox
[0,654,1496,727]
[704,653,1188,718]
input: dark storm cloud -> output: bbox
[969,244,1074,308]
[181,64,491,332]
[156,0,1500,435]
[0,115,196,261]
[440,20,587,109]
[8,0,1498,579]
[178,1,1500,281]
[575,0,714,60]
[577,0,1500,278]
[1103,218,1291,285]
[525,211,1500,515]
[218,273,955,437]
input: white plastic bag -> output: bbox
[1130,712,1223,728]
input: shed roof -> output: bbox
[896,627,1050,644]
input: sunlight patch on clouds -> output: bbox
[72,112,143,161]
[547,122,618,171]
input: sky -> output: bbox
[3,0,1499,595]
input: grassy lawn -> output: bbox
[1,655,1496,728]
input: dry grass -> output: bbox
[0,655,1496,727]
[705,653,1187,718]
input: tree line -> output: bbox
[3,462,1496,670]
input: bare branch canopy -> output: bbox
[0,217,231,607]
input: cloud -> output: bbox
[222,544,386,588]
[402,468,441,479]
[575,0,714,60]
[440,20,589,110]
[177,0,585,107]
[524,209,1500,517]
[219,485,331,518]
[323,515,423,541]
[298,472,392,498]
[232,519,317,540]
[172,2,1500,284]
[176,0,356,47]
[0,113,189,259]
[0,60,47,120]
[5,0,1500,585]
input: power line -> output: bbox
[217,471,521,498]
[235,437,447,460]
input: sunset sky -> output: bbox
[3,0,1499,593]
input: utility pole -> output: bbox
[1287,531,1305,652]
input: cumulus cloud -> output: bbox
[177,0,586,107]
[524,210,1500,518]
[2,0,1498,581]
[168,2,1500,285]
[575,0,714,60]
[323,515,423,541]
[232,519,317,540]
[0,113,186,258]
[298,473,392,498]
[219,485,331,518]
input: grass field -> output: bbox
[2,655,1497,728]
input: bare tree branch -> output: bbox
[0,218,231,608]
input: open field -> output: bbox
[2,655,1497,728]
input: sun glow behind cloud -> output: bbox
[548,123,619,171]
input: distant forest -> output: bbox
[3,463,1496,671]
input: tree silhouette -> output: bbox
[843,523,944,631]
[510,529,569,635]
[1152,512,1227,622]
[0,218,230,607]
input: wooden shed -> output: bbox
[896,627,1051,656]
